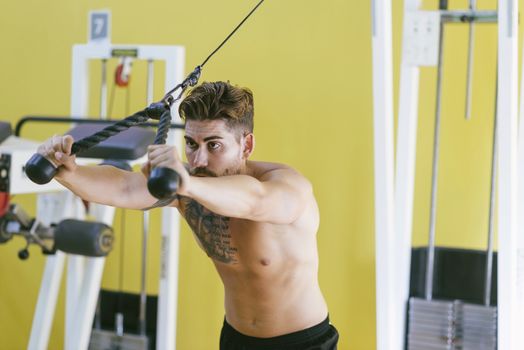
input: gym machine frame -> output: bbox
[372,0,523,349]
[24,43,185,350]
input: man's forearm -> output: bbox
[56,165,142,208]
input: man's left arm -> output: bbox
[184,168,313,224]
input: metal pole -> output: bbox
[139,59,154,336]
[94,58,109,331]
[485,74,498,307]
[147,60,154,106]
[464,0,476,120]
[440,10,497,23]
[425,11,446,302]
[139,211,149,336]
[99,59,108,119]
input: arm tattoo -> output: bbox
[183,199,238,264]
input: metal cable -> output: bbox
[63,0,264,154]
[200,0,265,68]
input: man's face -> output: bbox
[184,119,251,177]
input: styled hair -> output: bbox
[179,81,254,134]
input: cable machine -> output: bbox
[372,0,523,349]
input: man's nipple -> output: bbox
[260,258,271,266]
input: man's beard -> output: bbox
[190,166,241,177]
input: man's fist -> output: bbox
[37,135,77,172]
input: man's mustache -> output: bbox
[190,167,218,177]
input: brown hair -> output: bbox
[179,81,254,134]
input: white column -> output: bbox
[27,252,66,350]
[69,257,106,350]
[394,1,422,350]
[68,204,115,350]
[29,192,85,350]
[517,11,524,340]
[156,47,184,350]
[497,0,521,349]
[371,0,398,349]
[71,45,92,117]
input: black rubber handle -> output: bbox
[147,167,180,200]
[25,154,59,184]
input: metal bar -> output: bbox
[94,59,108,333]
[485,74,498,307]
[99,59,108,119]
[425,18,445,301]
[440,10,497,23]
[138,59,154,336]
[464,0,476,120]
[14,116,184,137]
[140,211,149,336]
[147,60,154,105]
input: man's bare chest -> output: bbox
[180,198,239,264]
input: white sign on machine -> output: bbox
[88,10,111,45]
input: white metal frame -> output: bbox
[372,1,522,349]
[26,43,185,350]
[497,1,523,348]
[371,0,400,349]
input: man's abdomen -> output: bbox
[219,264,328,338]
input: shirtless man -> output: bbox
[38,81,339,349]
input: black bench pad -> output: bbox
[66,123,156,160]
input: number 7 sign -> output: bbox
[88,10,111,44]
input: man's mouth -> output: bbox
[190,168,218,177]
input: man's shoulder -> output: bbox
[249,161,312,191]
[249,161,301,179]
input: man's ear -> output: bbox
[242,133,255,159]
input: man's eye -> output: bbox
[186,140,197,149]
[208,142,221,150]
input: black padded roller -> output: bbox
[54,219,114,257]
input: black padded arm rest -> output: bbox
[0,122,12,144]
[66,123,156,160]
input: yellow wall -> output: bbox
[0,0,521,349]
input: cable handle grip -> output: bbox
[24,102,168,185]
[142,67,203,200]
[146,109,180,200]
[24,154,59,185]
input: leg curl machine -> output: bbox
[0,202,113,259]
[0,42,187,350]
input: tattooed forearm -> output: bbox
[184,199,238,264]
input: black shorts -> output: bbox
[219,316,339,350]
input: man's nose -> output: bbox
[193,149,208,167]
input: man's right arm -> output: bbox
[56,165,159,210]
[38,134,161,210]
